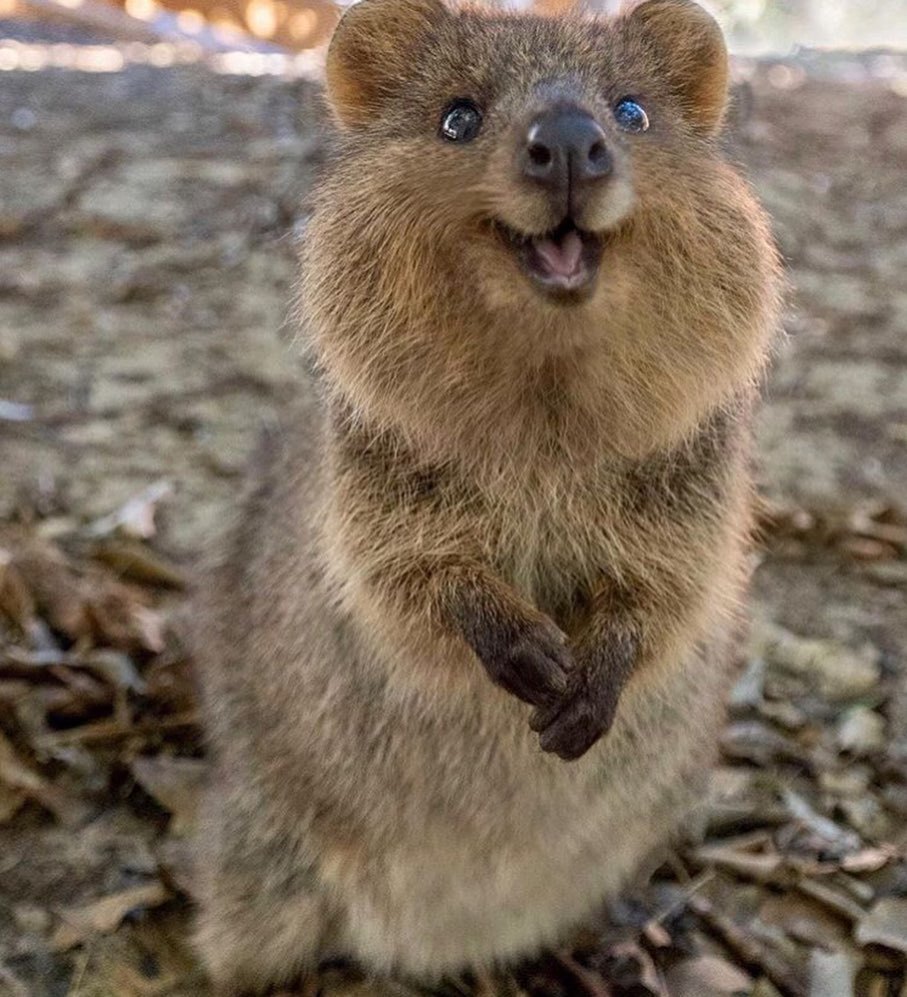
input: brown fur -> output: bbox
[194,0,781,992]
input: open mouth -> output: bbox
[495,218,605,299]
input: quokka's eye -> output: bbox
[614,97,649,133]
[440,100,483,143]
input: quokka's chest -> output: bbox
[480,474,635,622]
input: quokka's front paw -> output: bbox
[474,615,573,708]
[529,631,639,761]
[529,683,616,761]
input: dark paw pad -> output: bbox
[530,686,617,761]
[482,620,573,708]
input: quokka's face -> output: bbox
[323,0,739,314]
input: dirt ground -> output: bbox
[0,39,906,997]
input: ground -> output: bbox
[0,39,906,997]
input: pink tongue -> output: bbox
[534,230,583,278]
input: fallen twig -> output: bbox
[35,709,199,747]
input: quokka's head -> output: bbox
[304,0,780,458]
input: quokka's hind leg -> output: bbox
[196,866,328,996]
[198,893,326,995]
[195,801,333,996]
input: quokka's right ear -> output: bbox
[326,0,450,129]
[625,0,729,135]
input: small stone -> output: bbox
[856,897,907,954]
[836,707,886,756]
[722,721,806,767]
[11,107,37,132]
[783,789,862,853]
[758,698,807,730]
[730,656,765,711]
[881,783,907,817]
[0,400,34,422]
[808,950,856,997]
[838,796,891,839]
[819,766,872,798]
[13,904,51,934]
[751,622,881,702]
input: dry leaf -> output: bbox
[0,549,35,629]
[839,537,899,561]
[795,879,866,924]
[143,654,198,716]
[4,534,165,651]
[79,649,146,693]
[155,836,196,897]
[84,583,166,652]
[839,848,897,874]
[7,536,92,639]
[51,881,171,950]
[688,897,807,995]
[93,537,187,590]
[583,939,665,994]
[0,781,26,824]
[42,668,113,724]
[759,891,849,951]
[693,839,785,883]
[86,480,173,540]
[665,955,751,997]
[721,720,809,767]
[131,755,206,836]
[641,919,671,948]
[0,730,87,826]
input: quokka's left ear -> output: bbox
[624,0,729,135]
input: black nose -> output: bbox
[521,108,611,193]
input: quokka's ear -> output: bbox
[326,0,450,129]
[625,0,729,135]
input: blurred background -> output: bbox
[2,0,907,71]
[1,1,906,996]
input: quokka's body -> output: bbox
[195,0,781,992]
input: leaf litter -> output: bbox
[2,50,907,997]
[0,506,906,997]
